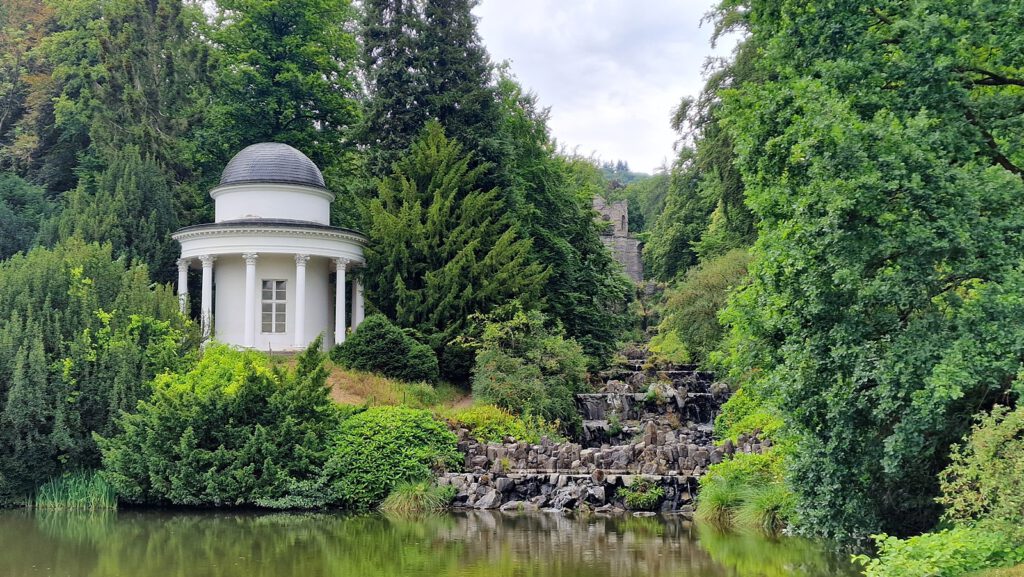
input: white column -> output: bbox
[294,254,309,348]
[176,258,191,315]
[243,253,258,348]
[355,276,365,328]
[335,258,348,345]
[199,255,216,340]
[351,275,360,330]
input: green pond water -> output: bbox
[0,509,859,577]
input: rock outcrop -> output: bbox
[446,346,769,513]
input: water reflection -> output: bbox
[0,509,857,577]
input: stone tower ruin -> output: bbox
[593,196,643,283]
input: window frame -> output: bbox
[261,279,287,334]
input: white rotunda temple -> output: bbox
[173,143,368,351]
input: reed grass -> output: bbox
[379,481,455,515]
[734,482,795,535]
[34,471,117,511]
[695,476,744,527]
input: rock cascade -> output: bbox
[446,346,768,513]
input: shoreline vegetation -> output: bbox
[1,0,1022,576]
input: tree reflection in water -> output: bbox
[0,509,857,577]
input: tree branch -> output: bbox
[961,67,1024,87]
[964,109,1024,180]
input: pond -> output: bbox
[0,509,859,577]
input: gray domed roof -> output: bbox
[219,143,326,189]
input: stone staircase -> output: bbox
[442,346,766,514]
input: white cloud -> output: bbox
[473,0,736,174]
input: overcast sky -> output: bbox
[473,0,737,174]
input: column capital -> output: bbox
[176,258,192,269]
[242,252,259,265]
[199,254,217,267]
[295,253,311,266]
[334,257,350,270]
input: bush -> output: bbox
[854,527,1024,577]
[938,405,1024,538]
[735,482,796,534]
[468,304,589,434]
[620,478,665,511]
[324,406,461,511]
[332,314,439,383]
[446,404,561,444]
[96,340,342,508]
[379,480,456,515]
[714,386,786,444]
[697,451,794,532]
[655,248,750,366]
[696,476,745,526]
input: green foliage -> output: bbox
[324,405,461,511]
[735,482,797,535]
[620,478,665,511]
[332,314,439,384]
[33,471,116,511]
[379,480,455,515]
[494,73,633,365]
[647,331,691,365]
[42,0,210,185]
[714,0,1024,540]
[359,0,500,180]
[697,451,793,532]
[657,248,750,366]
[714,387,785,444]
[205,0,360,175]
[938,404,1024,538]
[363,122,547,382]
[0,173,54,259]
[50,146,178,281]
[467,303,589,433]
[0,240,187,504]
[445,403,560,444]
[854,528,1024,577]
[697,476,745,526]
[96,340,343,508]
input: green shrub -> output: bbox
[696,476,745,526]
[468,304,589,434]
[380,480,456,515]
[445,404,560,444]
[332,314,439,383]
[34,471,117,511]
[647,331,690,365]
[96,339,342,508]
[655,248,750,366]
[714,387,785,444]
[735,482,796,534]
[697,451,793,532]
[938,405,1024,538]
[324,406,461,511]
[620,478,665,511]
[854,527,1024,577]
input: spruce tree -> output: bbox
[363,121,546,378]
[359,0,500,177]
[52,147,179,282]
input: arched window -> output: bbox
[621,215,626,232]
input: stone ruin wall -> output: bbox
[593,197,643,283]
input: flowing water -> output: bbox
[0,509,858,577]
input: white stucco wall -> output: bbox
[214,254,333,352]
[212,183,333,225]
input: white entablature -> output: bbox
[172,143,369,352]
